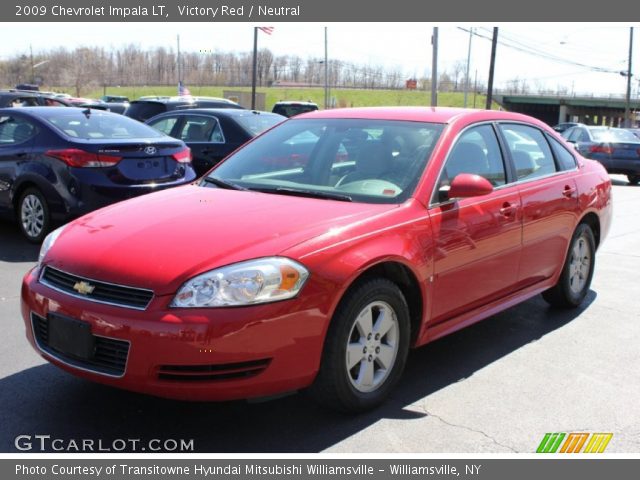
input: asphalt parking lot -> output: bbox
[0,175,638,453]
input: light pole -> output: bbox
[624,27,634,127]
[464,28,473,108]
[431,27,438,107]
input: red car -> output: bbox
[21,107,612,412]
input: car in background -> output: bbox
[272,101,319,117]
[101,95,130,103]
[0,107,195,242]
[562,125,640,184]
[76,102,129,115]
[552,122,582,133]
[24,107,611,411]
[146,108,285,175]
[0,90,70,108]
[125,96,244,122]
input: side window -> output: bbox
[0,116,36,144]
[548,136,577,171]
[499,124,557,181]
[180,116,221,143]
[566,128,582,143]
[209,121,224,143]
[148,116,178,136]
[578,129,590,142]
[438,124,506,193]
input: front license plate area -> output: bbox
[48,313,95,360]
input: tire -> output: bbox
[309,278,411,412]
[17,187,51,243]
[628,175,640,185]
[542,223,596,308]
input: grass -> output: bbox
[78,85,494,110]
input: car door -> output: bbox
[498,123,580,286]
[0,114,36,216]
[428,123,522,324]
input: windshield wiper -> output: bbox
[257,187,353,202]
[201,176,248,191]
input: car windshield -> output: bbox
[46,111,165,139]
[205,118,444,204]
[234,113,286,136]
[591,128,640,143]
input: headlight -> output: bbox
[38,225,66,266]
[171,257,310,308]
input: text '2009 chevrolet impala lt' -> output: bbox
[22,107,612,412]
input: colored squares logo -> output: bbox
[537,433,613,453]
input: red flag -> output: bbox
[258,27,274,35]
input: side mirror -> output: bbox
[441,173,494,201]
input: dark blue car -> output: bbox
[0,107,196,242]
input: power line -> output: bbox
[458,27,620,74]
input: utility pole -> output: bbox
[251,27,258,110]
[431,27,438,107]
[464,28,473,108]
[624,27,634,127]
[324,27,329,109]
[486,27,498,110]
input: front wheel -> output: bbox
[628,175,640,185]
[18,187,51,243]
[542,223,595,308]
[309,278,410,412]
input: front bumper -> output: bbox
[21,266,330,401]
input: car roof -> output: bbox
[274,101,318,106]
[296,106,551,127]
[0,106,118,118]
[152,108,277,117]
[131,96,238,105]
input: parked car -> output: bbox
[272,100,319,117]
[0,107,195,242]
[23,107,612,411]
[101,95,130,103]
[125,97,244,122]
[552,122,582,133]
[0,90,70,108]
[146,108,285,175]
[562,125,640,184]
[77,102,129,115]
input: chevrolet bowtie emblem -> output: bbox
[73,281,95,295]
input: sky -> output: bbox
[0,23,637,97]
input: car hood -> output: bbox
[45,185,396,295]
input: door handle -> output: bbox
[499,202,516,217]
[562,185,576,197]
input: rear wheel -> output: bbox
[18,187,51,243]
[542,223,595,308]
[628,175,640,185]
[309,278,410,412]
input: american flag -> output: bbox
[178,81,191,96]
[258,27,274,35]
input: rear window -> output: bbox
[234,113,286,136]
[272,104,318,117]
[125,102,166,122]
[46,111,164,139]
[590,128,639,142]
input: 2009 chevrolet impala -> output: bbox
[21,107,612,411]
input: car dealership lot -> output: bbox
[0,175,639,453]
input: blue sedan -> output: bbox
[0,107,196,242]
